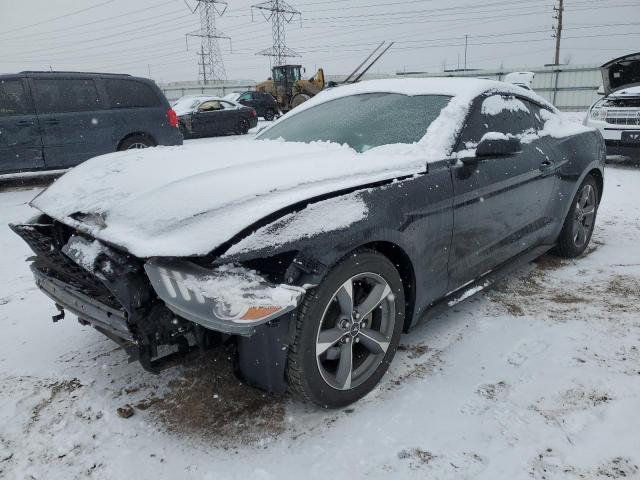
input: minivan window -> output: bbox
[34,79,102,113]
[0,79,31,115]
[104,79,159,108]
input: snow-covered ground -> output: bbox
[1,140,640,479]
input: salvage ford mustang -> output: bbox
[11,78,605,408]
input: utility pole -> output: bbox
[464,34,469,70]
[552,0,564,65]
[185,0,230,84]
[251,0,301,66]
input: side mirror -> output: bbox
[475,136,522,157]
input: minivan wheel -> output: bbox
[264,109,276,121]
[118,135,155,150]
[287,250,405,408]
[554,175,600,258]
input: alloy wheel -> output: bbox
[573,183,596,248]
[126,142,149,149]
[315,272,396,391]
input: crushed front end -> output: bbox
[11,216,306,393]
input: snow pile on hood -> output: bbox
[31,139,429,257]
[225,190,369,256]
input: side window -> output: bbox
[34,79,102,113]
[0,79,31,115]
[104,79,159,108]
[198,100,222,112]
[220,101,236,110]
[460,94,538,145]
[238,92,251,101]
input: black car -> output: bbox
[236,91,279,120]
[12,78,605,409]
[173,96,258,138]
[0,71,183,174]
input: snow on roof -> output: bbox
[279,77,556,119]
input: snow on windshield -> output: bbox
[481,95,530,115]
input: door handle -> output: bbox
[16,120,34,127]
[44,119,59,125]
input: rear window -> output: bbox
[104,79,160,108]
[34,78,102,113]
[0,79,31,115]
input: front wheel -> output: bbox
[287,250,405,408]
[554,175,600,258]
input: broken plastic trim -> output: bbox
[144,258,305,336]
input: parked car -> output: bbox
[12,78,604,408]
[236,90,279,120]
[173,95,258,138]
[585,52,640,157]
[0,71,182,175]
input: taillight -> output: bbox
[167,108,178,128]
[250,108,257,118]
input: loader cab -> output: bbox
[272,65,302,87]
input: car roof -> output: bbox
[289,77,557,118]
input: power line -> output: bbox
[0,0,116,37]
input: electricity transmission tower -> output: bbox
[552,0,564,65]
[251,0,301,66]
[185,0,229,84]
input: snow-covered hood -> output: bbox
[31,139,433,258]
[601,52,640,95]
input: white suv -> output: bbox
[585,52,640,156]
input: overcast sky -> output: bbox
[0,0,638,84]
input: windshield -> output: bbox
[257,93,451,152]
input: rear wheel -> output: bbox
[118,135,155,150]
[237,118,250,135]
[264,109,276,121]
[554,175,599,258]
[287,250,405,408]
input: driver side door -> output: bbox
[190,100,223,137]
[448,94,558,291]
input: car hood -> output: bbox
[31,139,428,258]
[601,52,640,95]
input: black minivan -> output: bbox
[0,71,183,174]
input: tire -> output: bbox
[287,250,405,408]
[264,109,276,121]
[290,94,311,110]
[554,175,600,258]
[237,118,250,135]
[118,135,155,150]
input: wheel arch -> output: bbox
[587,168,604,204]
[117,131,157,150]
[359,241,416,332]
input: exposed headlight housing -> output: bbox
[144,259,305,335]
[590,108,607,121]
